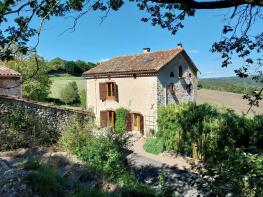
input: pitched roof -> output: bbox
[0,62,21,78]
[83,47,198,78]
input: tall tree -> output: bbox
[0,0,262,110]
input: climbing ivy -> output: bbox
[115,108,129,133]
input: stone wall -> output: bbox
[0,78,22,98]
[0,96,93,139]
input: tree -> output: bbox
[64,61,77,75]
[64,60,96,76]
[0,0,262,110]
[6,54,52,101]
[48,57,66,73]
[75,60,96,75]
[60,81,80,104]
[79,89,86,109]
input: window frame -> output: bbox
[106,82,116,100]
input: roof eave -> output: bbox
[0,75,21,79]
[82,70,157,79]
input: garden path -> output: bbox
[127,135,209,197]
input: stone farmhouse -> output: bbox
[0,63,22,98]
[83,46,198,135]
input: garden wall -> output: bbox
[0,96,92,139]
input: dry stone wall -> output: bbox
[0,96,92,139]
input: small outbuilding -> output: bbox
[0,62,22,97]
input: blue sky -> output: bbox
[35,2,247,78]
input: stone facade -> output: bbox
[157,53,197,106]
[0,78,22,98]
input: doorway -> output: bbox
[108,111,115,128]
[133,113,141,131]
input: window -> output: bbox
[170,72,174,78]
[100,110,115,128]
[179,66,183,78]
[167,83,175,94]
[99,82,118,101]
[106,82,115,99]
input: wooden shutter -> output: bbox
[100,110,108,127]
[140,114,144,133]
[99,83,107,101]
[126,113,132,131]
[114,83,119,102]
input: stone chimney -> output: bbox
[143,48,151,53]
[177,43,183,48]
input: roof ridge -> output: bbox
[0,63,21,77]
[111,47,183,59]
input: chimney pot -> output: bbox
[177,43,183,48]
[143,48,151,53]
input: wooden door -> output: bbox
[108,111,115,128]
[133,114,141,131]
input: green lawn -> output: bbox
[49,73,86,99]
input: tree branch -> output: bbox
[150,0,263,9]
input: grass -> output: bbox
[49,73,86,99]
[24,160,67,197]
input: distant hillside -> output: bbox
[198,76,262,94]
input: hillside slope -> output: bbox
[199,76,261,94]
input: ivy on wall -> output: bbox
[115,108,129,133]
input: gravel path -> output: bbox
[127,136,208,197]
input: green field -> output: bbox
[49,74,85,99]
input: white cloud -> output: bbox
[188,49,200,54]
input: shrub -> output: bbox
[59,120,129,179]
[157,103,263,162]
[79,89,86,109]
[60,81,80,104]
[72,188,107,197]
[157,103,263,196]
[59,118,161,196]
[143,137,164,155]
[115,108,129,133]
[253,115,263,149]
[24,158,41,170]
[208,152,263,196]
[24,161,67,197]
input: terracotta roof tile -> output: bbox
[0,62,21,78]
[83,47,194,77]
